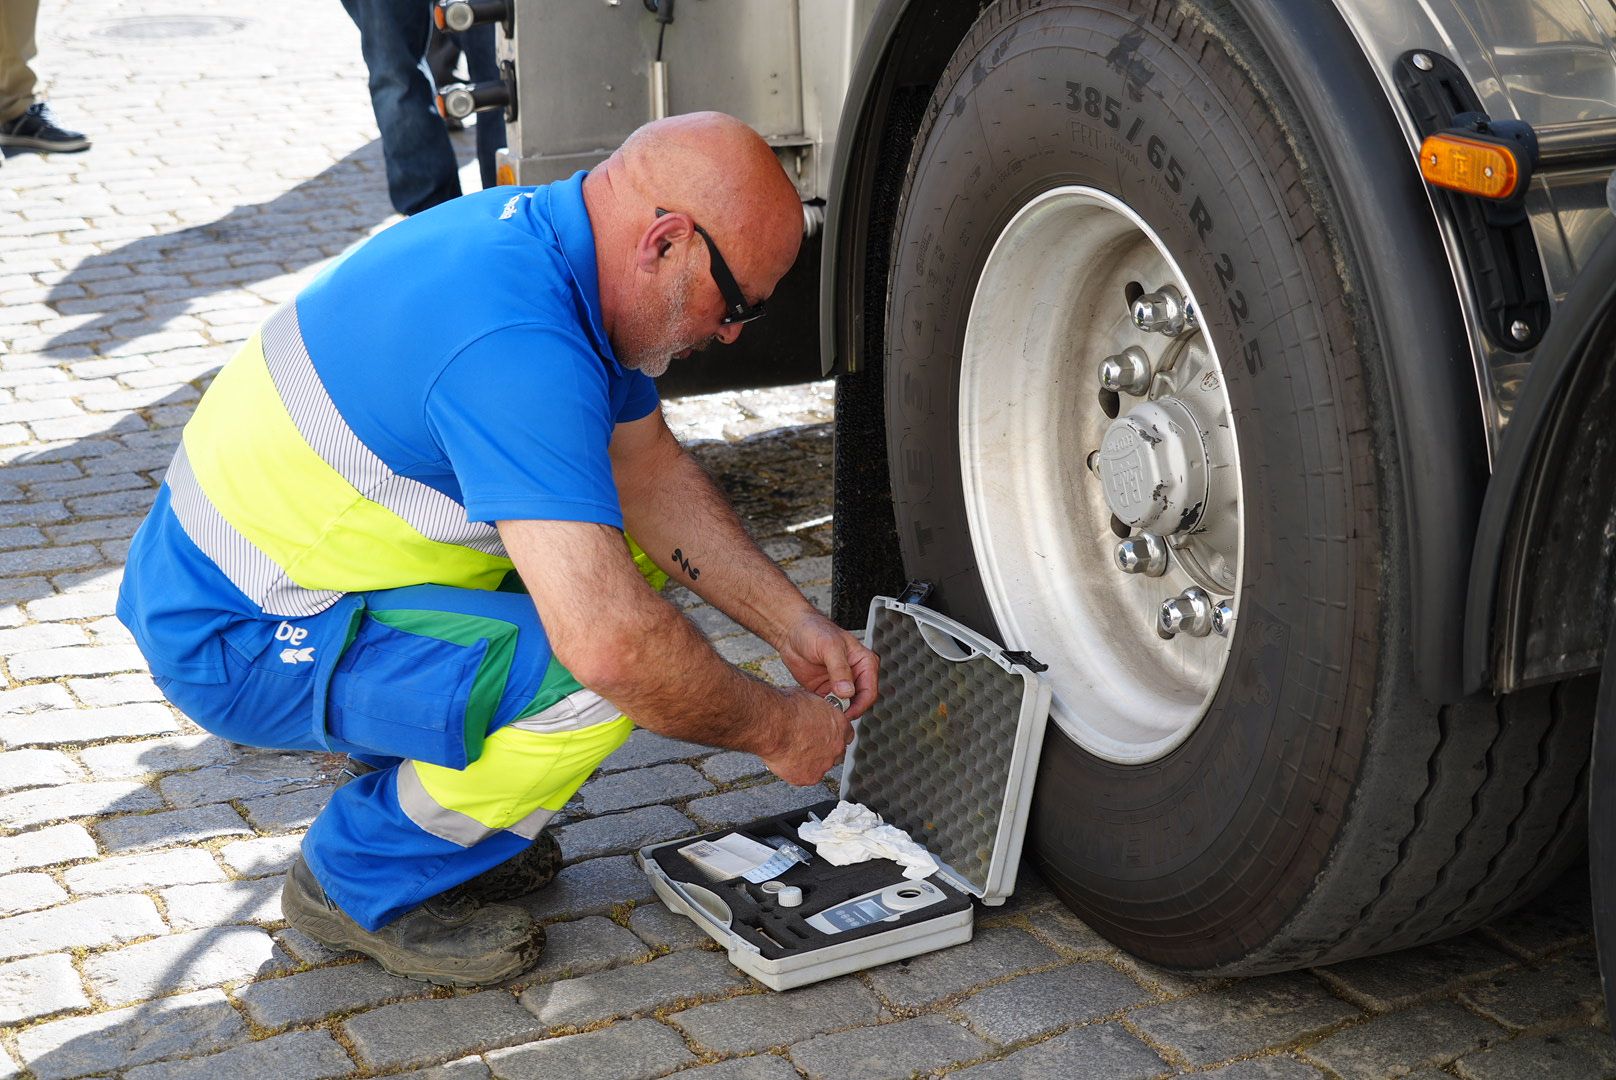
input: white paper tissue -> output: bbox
[797,800,940,880]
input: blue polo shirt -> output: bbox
[118,173,660,683]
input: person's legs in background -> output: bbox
[0,0,89,155]
[0,0,37,128]
[339,0,460,215]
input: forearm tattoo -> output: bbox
[671,547,701,581]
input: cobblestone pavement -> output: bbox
[2,2,1613,1078]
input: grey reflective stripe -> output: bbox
[508,804,556,841]
[261,305,507,558]
[395,763,498,847]
[166,444,342,617]
[395,762,555,847]
[509,688,624,734]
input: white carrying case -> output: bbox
[637,597,1052,990]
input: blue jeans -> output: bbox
[340,0,461,216]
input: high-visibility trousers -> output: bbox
[154,579,643,930]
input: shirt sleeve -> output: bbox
[425,325,625,527]
[616,369,661,424]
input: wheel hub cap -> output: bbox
[1097,398,1208,534]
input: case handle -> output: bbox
[916,621,983,662]
[681,881,735,932]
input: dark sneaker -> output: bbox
[0,103,90,153]
[335,756,563,904]
[280,854,544,986]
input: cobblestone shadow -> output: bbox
[1,384,200,614]
[39,139,398,356]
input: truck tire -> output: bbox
[1593,631,1616,1033]
[882,0,1593,973]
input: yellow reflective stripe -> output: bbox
[184,333,511,596]
[406,715,632,840]
[508,802,559,841]
[395,764,525,846]
[184,332,327,581]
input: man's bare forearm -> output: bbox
[604,411,878,725]
[573,592,793,755]
[615,428,816,649]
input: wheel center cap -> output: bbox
[1096,398,1209,534]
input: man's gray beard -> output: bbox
[632,352,674,378]
[620,271,693,378]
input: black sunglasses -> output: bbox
[655,208,767,325]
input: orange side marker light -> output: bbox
[1419,133,1521,199]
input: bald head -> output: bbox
[584,112,803,375]
[614,112,802,272]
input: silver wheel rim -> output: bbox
[959,186,1243,765]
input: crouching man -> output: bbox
[117,112,879,987]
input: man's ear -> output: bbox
[635,211,692,275]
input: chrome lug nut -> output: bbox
[1212,600,1235,637]
[1131,283,1196,337]
[1158,587,1215,638]
[1115,532,1168,577]
[1098,346,1153,396]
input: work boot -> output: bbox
[440,830,563,905]
[0,103,90,153]
[280,854,544,986]
[335,756,563,903]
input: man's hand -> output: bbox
[759,690,856,786]
[775,611,880,719]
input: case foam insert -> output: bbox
[649,800,971,960]
[844,604,1029,893]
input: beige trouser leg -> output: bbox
[0,0,40,124]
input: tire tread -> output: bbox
[1267,681,1592,969]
